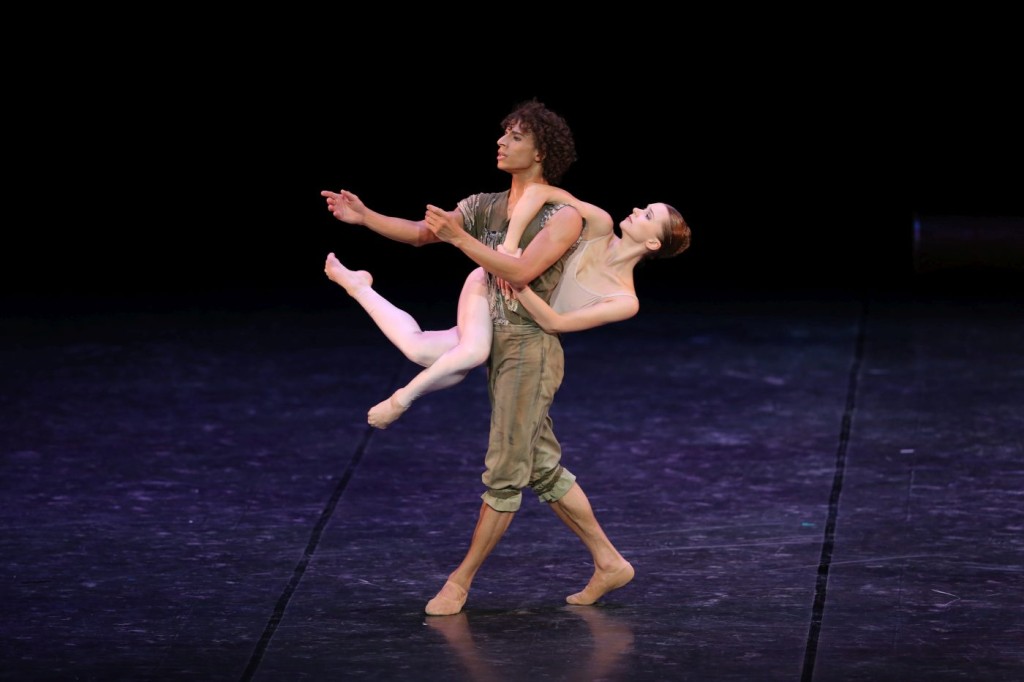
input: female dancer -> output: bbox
[324,183,691,428]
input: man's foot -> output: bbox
[425,580,468,616]
[324,252,373,295]
[367,393,409,429]
[566,561,635,605]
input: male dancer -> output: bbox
[322,99,633,615]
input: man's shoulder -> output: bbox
[467,190,507,203]
[459,190,507,214]
[540,202,583,228]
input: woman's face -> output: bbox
[619,203,670,248]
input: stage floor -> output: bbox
[2,284,1022,681]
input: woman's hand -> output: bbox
[495,243,523,306]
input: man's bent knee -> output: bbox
[532,466,576,503]
[481,487,522,513]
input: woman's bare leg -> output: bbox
[368,267,492,429]
[325,252,458,368]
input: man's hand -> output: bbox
[424,204,466,245]
[321,189,367,225]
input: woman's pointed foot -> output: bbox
[324,252,373,295]
[367,393,409,429]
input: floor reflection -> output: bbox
[425,606,635,682]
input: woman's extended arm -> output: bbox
[514,286,639,334]
[424,203,582,288]
[505,185,615,250]
[504,184,561,253]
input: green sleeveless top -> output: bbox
[457,190,578,327]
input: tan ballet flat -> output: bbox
[566,562,635,605]
[425,580,468,616]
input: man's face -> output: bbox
[496,122,541,173]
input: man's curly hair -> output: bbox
[501,99,577,185]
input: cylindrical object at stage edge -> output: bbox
[913,214,1024,273]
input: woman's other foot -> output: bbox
[367,393,410,429]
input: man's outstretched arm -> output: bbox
[322,189,443,247]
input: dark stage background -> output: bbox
[5,34,1022,314]
[4,21,1024,682]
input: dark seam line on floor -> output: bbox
[238,421,378,681]
[800,298,869,682]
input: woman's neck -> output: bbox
[606,233,655,276]
[597,234,640,274]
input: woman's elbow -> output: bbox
[535,316,567,334]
